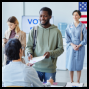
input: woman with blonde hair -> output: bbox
[2,16,26,65]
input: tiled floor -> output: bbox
[56,69,87,83]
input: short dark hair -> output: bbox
[5,38,22,61]
[39,7,52,16]
[72,10,81,17]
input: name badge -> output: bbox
[70,26,73,29]
[15,35,19,38]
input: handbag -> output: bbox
[80,24,83,41]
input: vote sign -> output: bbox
[21,16,54,33]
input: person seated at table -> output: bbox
[2,38,53,87]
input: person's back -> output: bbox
[2,61,44,87]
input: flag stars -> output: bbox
[82,6,84,8]
[80,4,82,6]
[79,2,87,11]
[79,8,82,10]
[84,4,86,6]
[84,8,86,10]
[82,2,84,4]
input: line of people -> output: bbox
[2,7,87,87]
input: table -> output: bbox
[51,82,87,87]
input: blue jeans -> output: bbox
[37,71,56,83]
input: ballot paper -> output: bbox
[66,82,84,87]
[51,83,63,87]
[29,56,45,64]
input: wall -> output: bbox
[25,2,78,25]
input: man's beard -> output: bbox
[40,19,50,25]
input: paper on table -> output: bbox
[51,85,63,87]
[29,56,45,64]
[51,82,63,87]
[84,83,87,87]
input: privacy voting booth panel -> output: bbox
[21,16,54,34]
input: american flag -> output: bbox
[79,2,87,29]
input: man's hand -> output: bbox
[28,54,33,61]
[44,52,50,58]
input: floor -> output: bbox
[56,69,87,83]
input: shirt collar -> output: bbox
[11,28,15,32]
[72,21,82,27]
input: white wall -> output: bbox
[25,2,78,26]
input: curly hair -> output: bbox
[39,7,52,16]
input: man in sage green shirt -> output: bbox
[26,7,64,82]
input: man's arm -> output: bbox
[49,30,64,58]
[25,29,34,56]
